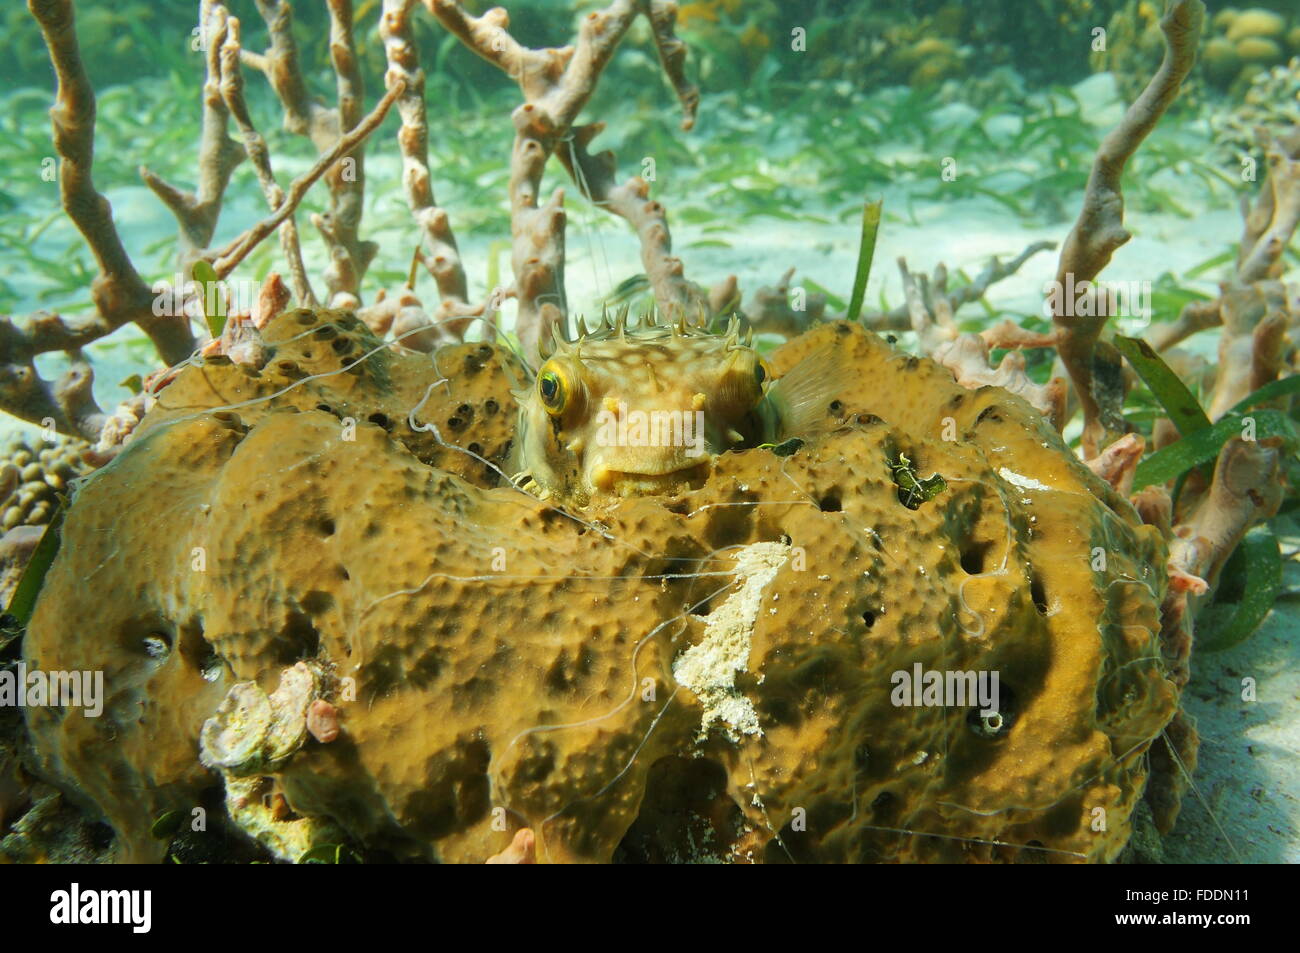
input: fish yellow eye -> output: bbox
[539,371,563,410]
[537,361,579,416]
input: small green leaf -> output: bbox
[1182,248,1236,280]
[674,206,716,225]
[191,259,218,285]
[191,259,226,339]
[1114,335,1211,437]
[485,238,509,295]
[1198,529,1282,652]
[601,273,651,307]
[3,496,68,631]
[299,842,357,864]
[151,811,184,840]
[800,279,846,313]
[1229,374,1300,415]
[299,843,342,864]
[1133,409,1298,490]
[847,199,882,324]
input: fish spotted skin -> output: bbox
[509,310,848,508]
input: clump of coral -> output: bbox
[0,434,90,532]
[1094,3,1300,102]
[1094,1,1173,101]
[688,0,1134,91]
[1211,56,1300,159]
[1203,6,1299,90]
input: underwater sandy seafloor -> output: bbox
[0,0,1297,864]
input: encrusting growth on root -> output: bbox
[1151,131,1300,406]
[0,0,200,441]
[216,13,319,308]
[559,122,711,324]
[1053,0,1204,458]
[379,0,477,343]
[139,0,245,267]
[240,0,377,306]
[4,0,401,440]
[898,253,1067,428]
[211,81,404,283]
[1168,437,1286,597]
[860,240,1056,332]
[424,0,701,362]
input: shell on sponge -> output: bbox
[199,662,320,776]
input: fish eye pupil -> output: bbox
[540,372,560,403]
[755,363,766,383]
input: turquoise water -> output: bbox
[1,2,1280,428]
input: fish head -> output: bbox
[512,314,770,505]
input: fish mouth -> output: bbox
[590,460,711,497]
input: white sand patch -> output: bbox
[672,540,789,741]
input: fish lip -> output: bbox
[590,460,711,495]
[599,454,708,477]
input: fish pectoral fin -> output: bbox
[766,344,855,440]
